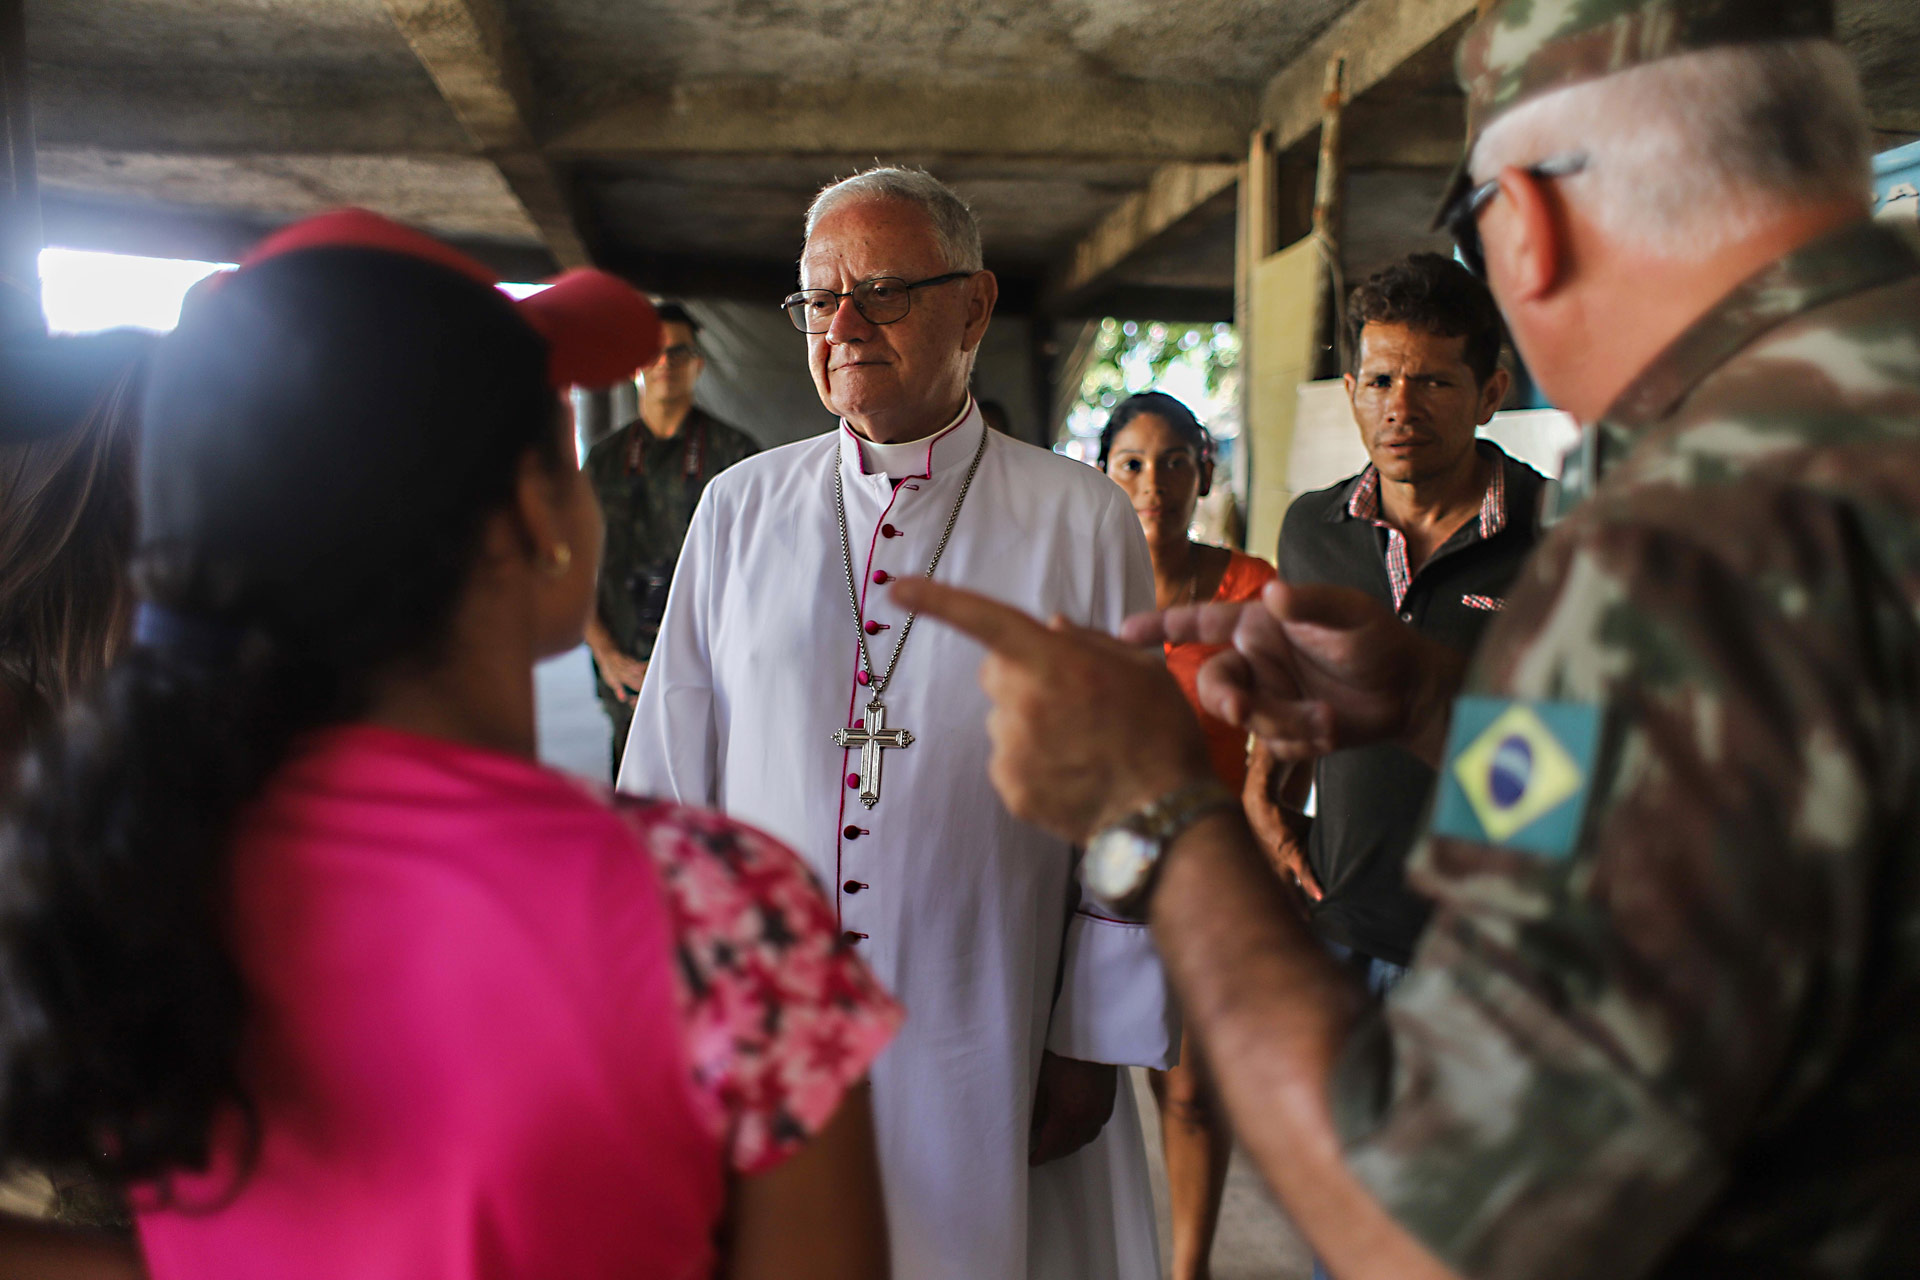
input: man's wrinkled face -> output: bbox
[799,198,980,440]
[1345,322,1501,486]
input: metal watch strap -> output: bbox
[1107,778,1240,917]
[1133,779,1239,844]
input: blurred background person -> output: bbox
[0,211,897,1280]
[584,302,757,778]
[1100,390,1275,1280]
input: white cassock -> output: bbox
[620,400,1175,1280]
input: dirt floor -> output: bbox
[1132,1069,1310,1280]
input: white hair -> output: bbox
[805,166,985,273]
[1471,39,1871,260]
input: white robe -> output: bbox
[619,402,1176,1280]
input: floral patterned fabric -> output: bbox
[614,796,904,1175]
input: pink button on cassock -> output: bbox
[846,773,860,788]
[871,570,890,584]
[864,620,882,635]
[881,524,899,538]
[857,671,871,686]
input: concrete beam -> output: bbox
[37,148,543,245]
[41,191,559,282]
[381,0,590,267]
[1342,96,1466,169]
[2,0,42,335]
[549,81,1257,162]
[30,71,473,155]
[1261,0,1478,153]
[1041,162,1238,312]
[1061,284,1233,324]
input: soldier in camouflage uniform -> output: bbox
[583,303,757,776]
[892,1,1920,1277]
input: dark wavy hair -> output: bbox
[0,248,561,1191]
[1096,391,1215,473]
[1345,253,1506,385]
[0,367,141,743]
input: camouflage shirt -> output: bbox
[585,408,758,669]
[1333,218,1920,1279]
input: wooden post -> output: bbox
[1309,57,1346,382]
[0,0,42,339]
[1234,126,1276,512]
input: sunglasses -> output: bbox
[1441,153,1588,278]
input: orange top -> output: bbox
[1165,550,1279,793]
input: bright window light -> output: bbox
[38,248,233,335]
[37,247,550,335]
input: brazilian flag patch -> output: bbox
[1430,696,1601,860]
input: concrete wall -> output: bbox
[681,297,1043,450]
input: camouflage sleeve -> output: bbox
[1333,481,1906,1280]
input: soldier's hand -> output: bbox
[1124,580,1460,766]
[890,579,1212,841]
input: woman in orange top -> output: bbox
[1101,392,1275,1280]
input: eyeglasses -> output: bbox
[1441,153,1588,278]
[781,272,975,334]
[656,343,701,366]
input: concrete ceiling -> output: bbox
[21,0,1920,317]
[23,0,1349,305]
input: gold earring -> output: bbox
[544,543,573,577]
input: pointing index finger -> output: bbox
[891,578,1053,662]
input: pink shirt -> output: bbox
[135,725,900,1280]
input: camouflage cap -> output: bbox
[1434,0,1836,227]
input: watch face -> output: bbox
[1084,826,1157,907]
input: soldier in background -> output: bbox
[895,1,1920,1277]
[583,303,757,776]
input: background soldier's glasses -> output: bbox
[1442,153,1588,278]
[781,272,976,334]
[657,344,700,366]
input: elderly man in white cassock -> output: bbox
[618,166,1174,1279]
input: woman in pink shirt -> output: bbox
[0,211,900,1280]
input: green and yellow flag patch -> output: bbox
[1431,696,1602,859]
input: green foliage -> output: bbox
[1077,319,1241,415]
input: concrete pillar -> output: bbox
[1028,317,1057,448]
[0,0,43,339]
[608,376,639,431]
[570,386,614,460]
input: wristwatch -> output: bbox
[1081,780,1240,919]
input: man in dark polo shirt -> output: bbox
[583,302,758,777]
[1251,254,1550,984]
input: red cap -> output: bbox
[224,208,662,389]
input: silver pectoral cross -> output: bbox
[831,699,915,809]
